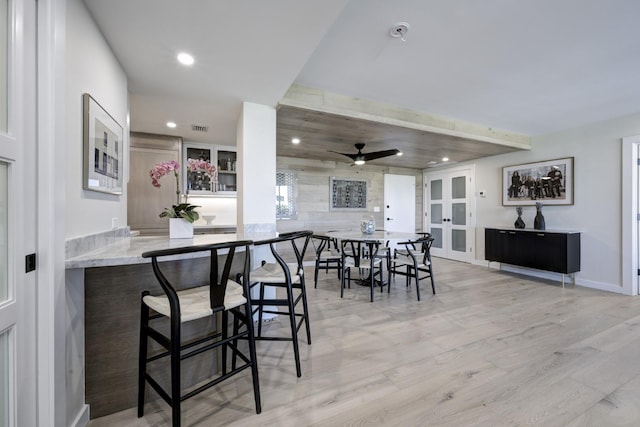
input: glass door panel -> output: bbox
[429,178,444,249]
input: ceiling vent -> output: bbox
[191,124,209,133]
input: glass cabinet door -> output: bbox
[184,144,214,194]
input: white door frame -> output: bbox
[622,135,640,296]
[35,0,66,425]
[424,164,476,262]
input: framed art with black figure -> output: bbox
[502,157,574,206]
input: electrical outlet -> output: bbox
[111,217,118,229]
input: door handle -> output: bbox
[386,217,394,221]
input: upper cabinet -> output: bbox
[183,142,236,196]
[216,148,237,194]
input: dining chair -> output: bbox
[340,238,388,302]
[138,240,260,427]
[311,234,342,287]
[390,236,436,301]
[249,230,313,377]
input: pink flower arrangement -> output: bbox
[149,159,217,223]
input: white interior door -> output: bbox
[425,167,474,263]
[0,0,37,425]
[384,174,416,232]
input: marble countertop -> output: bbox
[65,232,278,269]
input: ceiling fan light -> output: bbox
[354,159,365,166]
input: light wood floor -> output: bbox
[88,259,640,426]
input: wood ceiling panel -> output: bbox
[276,106,523,170]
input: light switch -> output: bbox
[373,206,380,212]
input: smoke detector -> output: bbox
[390,22,410,41]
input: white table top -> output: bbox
[325,230,422,242]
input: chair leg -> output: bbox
[299,277,312,345]
[221,311,228,375]
[287,285,302,377]
[137,293,150,418]
[257,283,265,337]
[314,261,320,288]
[170,320,181,427]
[415,268,421,301]
[240,301,262,414]
[430,268,436,295]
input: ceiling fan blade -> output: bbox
[327,150,359,161]
[362,149,401,161]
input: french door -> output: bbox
[425,166,475,263]
[0,0,37,425]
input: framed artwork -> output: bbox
[83,93,123,195]
[502,157,574,206]
[330,177,367,210]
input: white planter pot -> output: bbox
[169,218,194,239]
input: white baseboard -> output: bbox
[70,404,90,427]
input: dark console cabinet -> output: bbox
[485,228,580,274]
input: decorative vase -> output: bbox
[360,215,376,234]
[514,206,525,229]
[534,203,545,230]
[169,218,194,238]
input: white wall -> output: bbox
[466,111,640,293]
[65,0,128,239]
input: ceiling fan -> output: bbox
[329,143,402,165]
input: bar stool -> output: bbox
[137,240,260,427]
[249,230,313,377]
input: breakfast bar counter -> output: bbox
[65,232,276,419]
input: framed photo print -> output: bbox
[502,157,574,206]
[330,177,367,210]
[83,93,123,195]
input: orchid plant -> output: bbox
[149,159,217,223]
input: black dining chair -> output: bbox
[249,230,313,377]
[311,234,342,287]
[137,240,260,427]
[390,236,436,301]
[340,239,389,302]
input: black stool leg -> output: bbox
[170,319,181,427]
[241,302,262,413]
[221,310,228,375]
[287,284,302,377]
[299,276,312,345]
[137,292,150,418]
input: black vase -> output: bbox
[534,210,545,230]
[514,215,525,229]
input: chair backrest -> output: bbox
[255,230,313,279]
[341,239,380,267]
[397,236,434,265]
[311,234,339,257]
[141,240,253,317]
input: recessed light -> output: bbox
[291,137,300,144]
[442,157,449,162]
[177,52,194,66]
[166,121,177,128]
